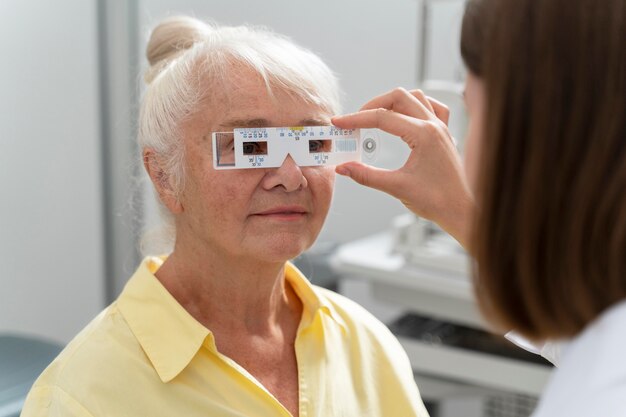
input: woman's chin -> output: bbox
[254,235,314,263]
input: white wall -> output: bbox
[422,0,466,84]
[0,0,105,344]
[139,0,421,246]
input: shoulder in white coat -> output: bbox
[532,300,626,417]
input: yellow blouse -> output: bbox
[22,257,429,417]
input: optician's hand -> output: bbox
[332,87,474,250]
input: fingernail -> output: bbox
[336,166,349,176]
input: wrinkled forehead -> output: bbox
[198,64,329,129]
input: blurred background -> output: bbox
[1,1,548,417]
[0,0,467,344]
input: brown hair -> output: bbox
[461,0,626,340]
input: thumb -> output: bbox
[335,162,398,196]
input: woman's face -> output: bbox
[463,72,486,194]
[173,69,335,263]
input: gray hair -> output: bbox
[138,16,342,255]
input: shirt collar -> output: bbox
[284,262,348,334]
[117,256,212,383]
[117,257,346,383]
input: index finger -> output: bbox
[426,97,450,125]
[358,87,433,121]
[331,108,429,146]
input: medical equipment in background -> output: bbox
[333,220,552,417]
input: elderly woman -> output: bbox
[21,16,428,417]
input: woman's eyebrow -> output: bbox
[298,118,330,126]
[218,118,271,129]
[217,118,330,130]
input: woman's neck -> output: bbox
[154,241,302,337]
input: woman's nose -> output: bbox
[261,155,308,192]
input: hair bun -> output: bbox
[144,16,211,84]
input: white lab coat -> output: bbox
[528,300,626,416]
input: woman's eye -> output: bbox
[308,139,331,153]
[243,143,256,154]
[309,141,321,152]
[242,141,268,155]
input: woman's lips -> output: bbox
[252,206,308,221]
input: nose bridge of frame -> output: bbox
[278,153,300,170]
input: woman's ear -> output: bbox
[143,148,184,214]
